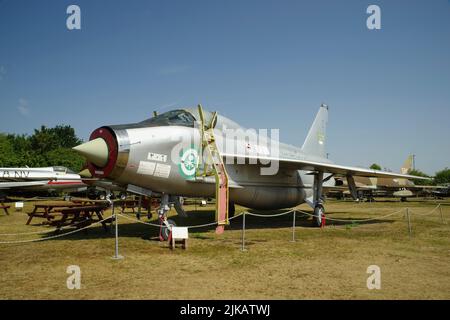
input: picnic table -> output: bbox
[1,202,10,215]
[115,198,153,220]
[26,203,86,225]
[71,199,101,206]
[49,205,112,232]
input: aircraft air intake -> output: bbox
[73,126,125,179]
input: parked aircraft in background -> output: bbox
[73,104,428,238]
[329,155,444,201]
[0,166,86,199]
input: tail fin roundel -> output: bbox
[301,104,328,158]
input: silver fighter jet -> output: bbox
[73,104,427,237]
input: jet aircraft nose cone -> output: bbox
[73,138,109,167]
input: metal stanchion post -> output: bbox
[406,208,412,238]
[112,201,124,260]
[291,211,296,242]
[241,212,247,251]
[439,204,445,224]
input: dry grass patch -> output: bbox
[0,198,449,299]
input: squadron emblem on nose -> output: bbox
[179,147,199,179]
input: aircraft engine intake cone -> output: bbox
[73,138,109,167]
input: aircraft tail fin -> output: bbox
[301,104,328,158]
[401,155,414,174]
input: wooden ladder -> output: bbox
[197,104,229,234]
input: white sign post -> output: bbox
[15,202,24,212]
[170,227,189,250]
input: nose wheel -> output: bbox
[313,204,325,228]
[159,218,176,241]
[157,193,175,241]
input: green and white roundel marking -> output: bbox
[179,148,199,179]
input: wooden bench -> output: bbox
[0,202,10,215]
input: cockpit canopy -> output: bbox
[52,166,74,174]
[110,109,196,130]
[109,108,243,131]
[140,110,196,127]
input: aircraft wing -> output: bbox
[221,153,430,180]
[0,181,48,189]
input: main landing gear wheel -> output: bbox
[313,205,325,228]
[119,192,127,200]
[160,219,176,241]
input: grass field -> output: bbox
[0,198,449,299]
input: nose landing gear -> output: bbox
[313,204,326,228]
[159,218,176,241]
[157,194,177,241]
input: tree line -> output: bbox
[0,125,85,172]
[370,163,450,185]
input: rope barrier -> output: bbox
[117,211,244,229]
[0,215,109,236]
[245,209,296,218]
[0,202,446,244]
[408,204,441,216]
[0,216,113,244]
[295,208,406,223]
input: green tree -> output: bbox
[0,125,85,172]
[370,163,382,170]
[408,169,432,186]
[45,148,85,172]
[0,134,18,166]
[434,168,450,185]
[29,126,58,155]
[49,125,83,148]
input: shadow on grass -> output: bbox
[44,208,397,242]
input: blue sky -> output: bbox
[0,0,449,174]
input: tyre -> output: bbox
[313,204,325,227]
[160,219,176,241]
